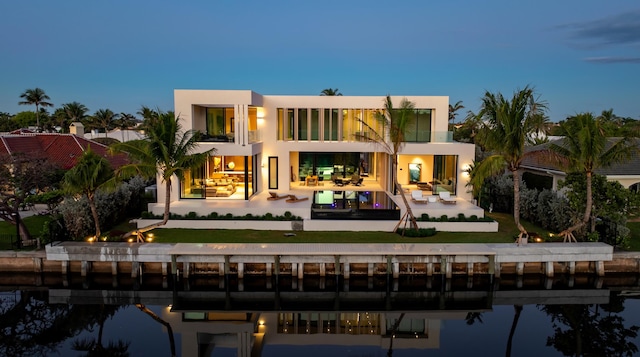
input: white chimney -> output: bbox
[69,122,85,136]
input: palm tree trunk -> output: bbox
[559,172,592,242]
[162,179,171,225]
[396,180,418,230]
[393,158,418,230]
[505,305,523,357]
[512,168,527,243]
[387,313,405,357]
[136,304,176,357]
[88,193,101,238]
[35,103,40,128]
[123,179,171,240]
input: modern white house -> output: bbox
[144,90,488,231]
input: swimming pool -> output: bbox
[310,190,400,220]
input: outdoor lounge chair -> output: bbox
[439,191,457,204]
[267,191,289,201]
[286,194,309,203]
[411,190,429,204]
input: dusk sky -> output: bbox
[1,0,639,122]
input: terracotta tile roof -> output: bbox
[0,133,128,170]
[522,137,640,176]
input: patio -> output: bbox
[146,175,487,231]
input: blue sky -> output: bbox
[1,0,639,122]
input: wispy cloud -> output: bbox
[584,56,640,64]
[562,10,640,48]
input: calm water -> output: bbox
[2,274,640,356]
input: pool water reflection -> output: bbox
[311,190,400,220]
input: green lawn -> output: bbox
[627,222,640,251]
[0,215,50,250]
[147,212,550,244]
[3,212,639,250]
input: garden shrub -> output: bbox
[58,177,146,239]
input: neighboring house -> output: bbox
[521,138,640,191]
[153,90,476,212]
[0,130,128,170]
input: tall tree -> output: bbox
[0,153,59,243]
[355,95,419,230]
[110,110,214,239]
[320,88,342,96]
[473,86,549,243]
[448,100,465,123]
[62,147,114,239]
[52,102,90,133]
[0,112,17,132]
[92,109,118,137]
[18,87,53,129]
[548,112,637,242]
[116,113,137,141]
[137,105,157,122]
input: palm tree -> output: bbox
[116,113,137,141]
[355,95,419,230]
[320,88,342,96]
[62,147,114,239]
[448,100,465,124]
[18,87,53,129]
[92,109,117,137]
[548,112,637,242]
[137,105,157,122]
[473,86,549,243]
[61,102,89,133]
[505,305,523,357]
[110,110,214,239]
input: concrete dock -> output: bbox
[27,241,623,280]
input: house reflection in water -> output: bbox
[161,309,475,356]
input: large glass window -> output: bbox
[311,109,319,140]
[323,109,339,141]
[179,163,205,199]
[404,109,432,142]
[248,107,258,143]
[298,152,360,183]
[180,154,254,200]
[287,109,294,140]
[206,107,234,142]
[342,109,360,141]
[298,109,308,140]
[268,157,278,189]
[433,155,457,194]
[277,109,284,140]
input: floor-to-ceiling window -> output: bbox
[298,109,308,140]
[205,107,235,141]
[403,109,432,142]
[287,109,295,140]
[323,109,339,141]
[311,109,319,141]
[433,155,457,194]
[277,109,284,141]
[179,154,255,200]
